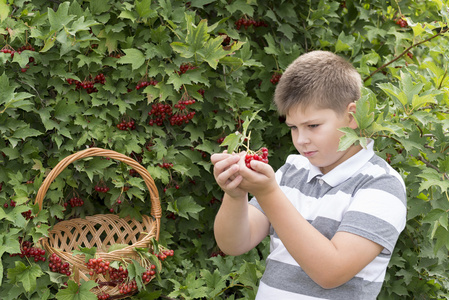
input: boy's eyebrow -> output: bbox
[285,118,321,126]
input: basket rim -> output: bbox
[34,147,161,240]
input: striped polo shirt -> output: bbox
[249,141,407,300]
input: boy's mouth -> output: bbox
[301,151,317,157]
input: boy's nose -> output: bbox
[296,131,310,145]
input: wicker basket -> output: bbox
[34,147,162,299]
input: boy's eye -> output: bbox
[308,124,319,128]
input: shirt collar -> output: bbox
[307,140,375,187]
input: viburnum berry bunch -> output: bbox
[21,209,34,220]
[68,196,84,207]
[177,63,197,74]
[234,17,268,30]
[95,184,110,193]
[395,17,408,28]
[245,147,269,170]
[48,253,71,276]
[220,111,270,170]
[116,118,136,131]
[10,240,46,262]
[270,73,282,85]
[135,79,158,90]
[66,73,106,94]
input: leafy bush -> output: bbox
[1,0,449,299]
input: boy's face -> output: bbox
[285,103,359,174]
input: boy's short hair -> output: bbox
[274,50,362,116]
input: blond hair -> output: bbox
[274,51,362,116]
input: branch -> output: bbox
[364,27,449,82]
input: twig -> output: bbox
[364,27,449,82]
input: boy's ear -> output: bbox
[347,102,358,129]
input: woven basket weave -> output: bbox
[34,147,162,298]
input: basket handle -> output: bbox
[34,147,161,240]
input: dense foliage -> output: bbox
[1,0,449,299]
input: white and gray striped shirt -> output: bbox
[249,141,407,300]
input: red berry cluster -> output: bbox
[117,118,136,130]
[97,293,110,300]
[210,250,226,257]
[395,18,408,28]
[148,98,196,126]
[1,44,36,72]
[169,98,196,126]
[270,73,282,85]
[49,253,71,275]
[10,240,46,262]
[177,63,197,74]
[22,209,34,220]
[235,18,268,30]
[245,147,269,170]
[6,199,16,207]
[153,249,174,261]
[148,103,173,126]
[86,257,110,276]
[136,79,158,90]
[68,196,84,207]
[95,185,110,193]
[118,280,138,295]
[159,162,173,169]
[108,265,128,281]
[406,52,413,59]
[66,73,106,94]
[218,33,231,46]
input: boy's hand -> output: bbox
[238,153,278,199]
[211,152,247,199]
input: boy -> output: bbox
[211,51,407,299]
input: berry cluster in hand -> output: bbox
[68,196,84,207]
[395,18,408,28]
[177,63,197,74]
[49,253,71,275]
[235,17,268,30]
[136,79,158,90]
[245,147,269,170]
[10,240,46,262]
[270,73,282,85]
[66,73,106,94]
[117,118,136,130]
[95,185,110,193]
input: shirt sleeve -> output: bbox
[337,174,407,254]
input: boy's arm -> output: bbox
[211,153,270,256]
[239,158,383,289]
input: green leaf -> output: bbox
[171,196,204,220]
[55,280,98,300]
[417,168,449,193]
[0,0,10,22]
[136,0,157,19]
[7,261,44,292]
[48,2,74,32]
[197,36,230,69]
[117,48,146,70]
[338,127,367,151]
